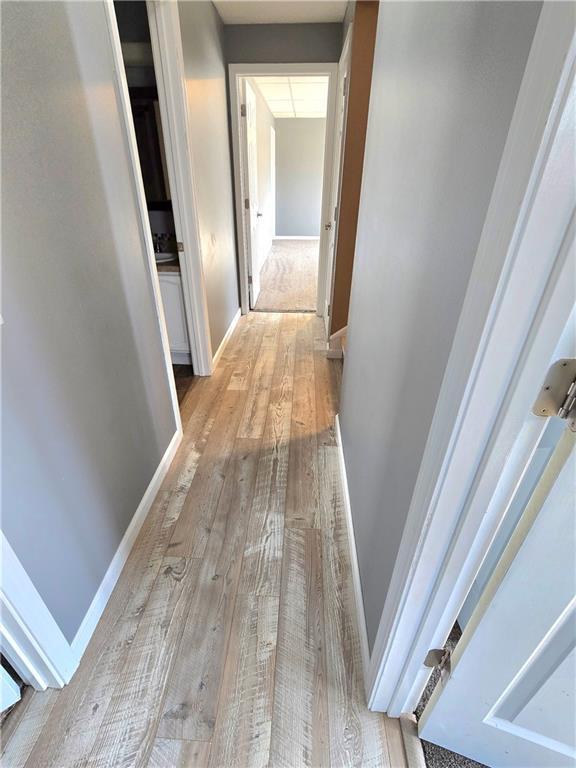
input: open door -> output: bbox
[420,409,576,767]
[242,80,261,307]
[322,26,352,330]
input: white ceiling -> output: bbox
[253,76,329,118]
[214,1,347,25]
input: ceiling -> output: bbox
[213,1,347,25]
[253,75,328,118]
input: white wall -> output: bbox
[251,81,276,274]
[2,1,177,642]
[178,2,240,353]
[275,118,326,237]
[338,1,542,649]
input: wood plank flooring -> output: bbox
[1,312,407,768]
[254,240,318,312]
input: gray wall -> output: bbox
[339,1,541,649]
[178,1,240,354]
[275,118,326,237]
[2,1,177,642]
[224,22,343,64]
[252,81,276,273]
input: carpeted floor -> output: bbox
[254,238,318,312]
[415,625,489,768]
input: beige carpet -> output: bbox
[254,239,318,312]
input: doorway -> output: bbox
[114,1,195,408]
[230,64,338,320]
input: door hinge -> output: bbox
[424,647,451,681]
[248,275,253,285]
[532,359,576,431]
[240,103,247,117]
[176,241,184,253]
[244,198,250,210]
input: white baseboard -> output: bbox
[171,350,192,366]
[273,236,320,241]
[400,715,427,768]
[334,415,371,689]
[71,427,182,662]
[212,308,241,368]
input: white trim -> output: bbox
[335,415,371,680]
[103,0,181,428]
[71,428,182,660]
[1,667,21,712]
[0,533,75,690]
[400,715,427,768]
[229,62,338,321]
[367,4,576,716]
[273,236,320,241]
[147,0,214,376]
[212,308,241,368]
[325,24,353,335]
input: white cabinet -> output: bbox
[158,272,191,364]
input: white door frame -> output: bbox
[243,79,262,307]
[147,0,213,375]
[229,62,338,320]
[367,4,576,716]
[325,24,353,334]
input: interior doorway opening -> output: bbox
[230,63,339,322]
[240,75,329,313]
[114,1,195,409]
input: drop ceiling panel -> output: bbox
[252,75,328,119]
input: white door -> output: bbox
[243,80,261,307]
[324,26,352,329]
[420,414,576,767]
[1,667,21,712]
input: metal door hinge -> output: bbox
[244,198,250,210]
[177,241,184,252]
[533,359,576,431]
[424,648,451,681]
[240,103,246,117]
[248,275,253,285]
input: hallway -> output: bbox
[2,312,406,768]
[254,240,319,312]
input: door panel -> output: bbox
[244,80,261,307]
[420,426,576,767]
[325,29,351,329]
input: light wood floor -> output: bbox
[1,313,407,768]
[254,240,318,312]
